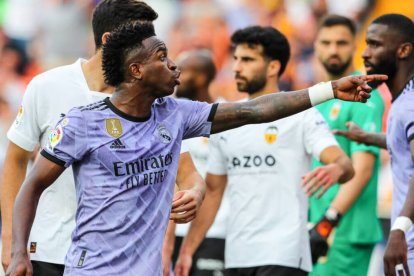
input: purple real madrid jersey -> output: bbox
[41,97,216,275]
[387,78,414,254]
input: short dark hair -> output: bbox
[231,26,290,77]
[191,49,216,84]
[372,13,414,44]
[317,14,356,36]
[102,22,155,86]
[92,0,158,49]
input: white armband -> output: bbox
[391,216,413,234]
[308,81,334,106]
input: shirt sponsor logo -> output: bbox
[229,154,277,170]
[106,118,123,139]
[157,124,172,144]
[113,152,173,189]
[264,126,278,144]
[329,102,341,121]
[49,124,63,150]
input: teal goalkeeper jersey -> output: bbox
[309,86,384,244]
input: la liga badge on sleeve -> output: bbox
[49,124,63,150]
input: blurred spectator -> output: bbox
[35,0,92,69]
[0,42,25,113]
[2,0,40,54]
[167,0,231,71]
[0,0,6,25]
[150,0,179,41]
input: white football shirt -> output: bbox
[7,59,109,264]
[175,137,229,239]
[207,107,338,271]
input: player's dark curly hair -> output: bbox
[102,22,155,86]
[92,0,158,49]
[231,26,290,77]
[372,14,414,45]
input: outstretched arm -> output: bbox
[333,122,387,149]
[6,156,65,276]
[211,75,387,133]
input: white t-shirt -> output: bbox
[7,59,109,264]
[175,137,229,239]
[207,107,338,271]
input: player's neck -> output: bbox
[110,85,154,119]
[82,52,114,94]
[248,82,279,100]
[387,63,414,99]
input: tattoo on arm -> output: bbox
[211,90,311,133]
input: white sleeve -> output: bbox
[180,141,189,154]
[206,134,227,175]
[7,80,41,151]
[303,108,338,161]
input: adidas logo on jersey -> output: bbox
[110,139,125,149]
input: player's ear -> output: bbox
[101,32,111,45]
[267,60,281,78]
[129,63,143,81]
[398,42,413,59]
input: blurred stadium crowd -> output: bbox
[0,0,413,275]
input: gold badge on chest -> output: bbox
[265,126,278,144]
[106,118,123,138]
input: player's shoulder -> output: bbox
[31,60,80,85]
[62,99,108,126]
[77,98,109,113]
[400,78,414,101]
[396,82,414,113]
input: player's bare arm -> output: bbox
[171,152,206,224]
[6,156,65,276]
[384,139,414,276]
[211,75,387,133]
[330,151,376,214]
[174,173,227,276]
[333,121,387,149]
[1,142,32,272]
[302,145,353,198]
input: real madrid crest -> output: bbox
[157,124,172,144]
[106,118,123,139]
[265,126,278,144]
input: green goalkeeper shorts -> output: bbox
[310,240,375,276]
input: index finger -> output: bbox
[358,74,388,82]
